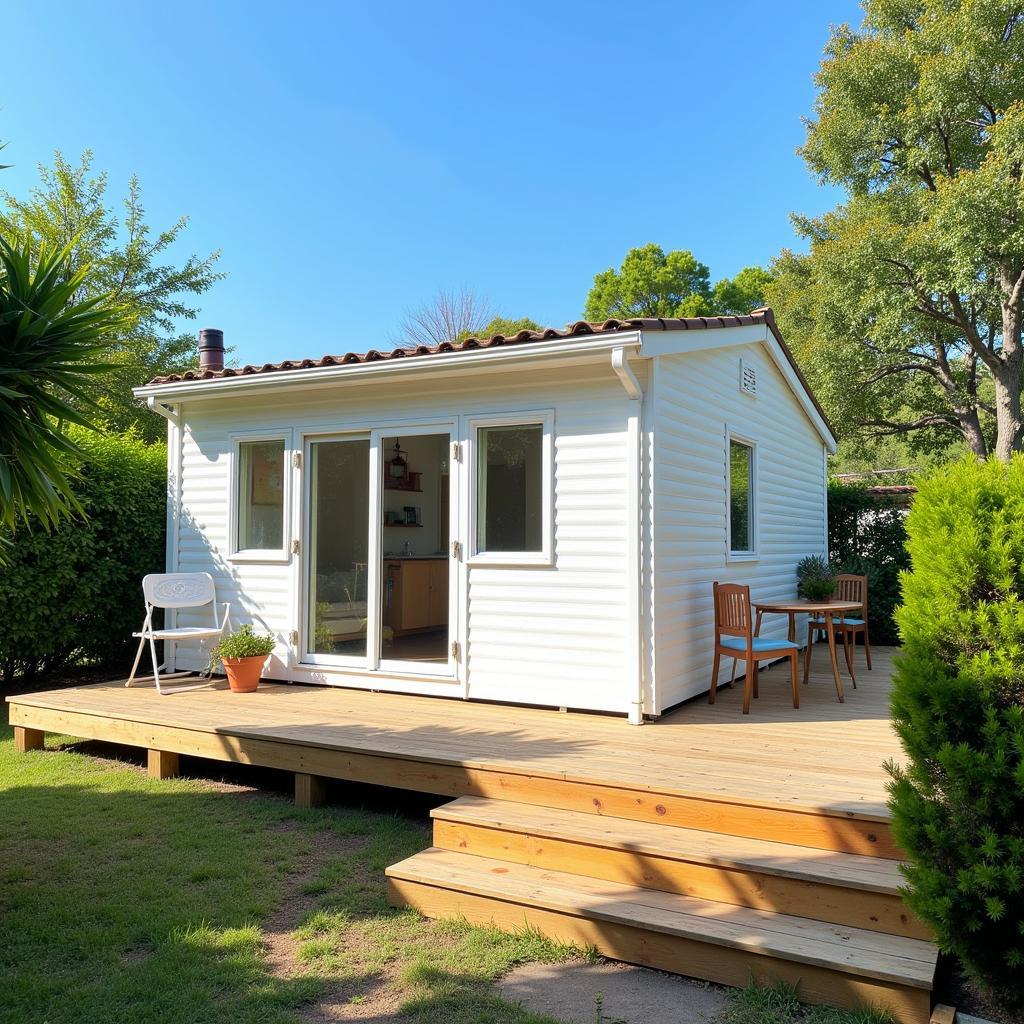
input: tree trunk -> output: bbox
[957,408,989,459]
[994,283,1024,462]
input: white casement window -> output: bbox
[469,411,553,567]
[727,433,757,559]
[230,435,289,561]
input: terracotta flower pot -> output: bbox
[223,655,266,693]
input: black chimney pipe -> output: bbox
[198,328,225,372]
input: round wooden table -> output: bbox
[751,599,863,702]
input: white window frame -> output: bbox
[467,410,554,568]
[228,430,291,563]
[725,428,758,562]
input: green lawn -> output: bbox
[0,707,580,1024]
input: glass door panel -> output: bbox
[307,436,370,659]
[379,432,453,672]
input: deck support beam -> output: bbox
[14,726,45,753]
[295,772,327,808]
[147,749,180,780]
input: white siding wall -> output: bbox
[169,359,634,714]
[650,342,827,712]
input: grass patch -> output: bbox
[0,706,578,1023]
[720,982,896,1024]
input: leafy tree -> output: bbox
[781,2,1024,462]
[711,266,773,318]
[583,243,769,321]
[0,151,223,440]
[888,457,1024,1008]
[456,315,542,341]
[768,246,996,461]
[0,235,126,537]
[830,430,972,477]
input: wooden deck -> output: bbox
[9,646,935,1021]
[9,648,900,837]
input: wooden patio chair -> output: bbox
[126,572,231,695]
[709,582,799,715]
[805,573,871,686]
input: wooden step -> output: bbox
[386,848,937,1024]
[431,797,928,939]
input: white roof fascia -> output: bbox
[133,330,642,403]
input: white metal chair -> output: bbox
[126,573,231,694]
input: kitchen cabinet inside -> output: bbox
[384,558,449,636]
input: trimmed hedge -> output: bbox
[828,482,909,645]
[888,458,1024,1007]
[0,428,166,684]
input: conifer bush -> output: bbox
[887,457,1024,1008]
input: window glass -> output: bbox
[729,439,753,553]
[308,437,370,656]
[237,440,285,551]
[476,424,543,553]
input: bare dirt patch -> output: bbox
[300,965,407,1023]
[935,958,1023,1024]
[120,943,153,966]
[258,824,415,1022]
[498,961,729,1024]
[261,825,368,977]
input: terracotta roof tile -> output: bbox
[149,312,770,385]
[145,307,835,441]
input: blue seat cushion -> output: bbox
[811,617,865,626]
[720,635,798,652]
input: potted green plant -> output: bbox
[210,624,276,693]
[796,555,836,602]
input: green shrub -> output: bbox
[210,625,276,668]
[828,483,909,644]
[796,555,836,601]
[0,427,166,684]
[887,457,1024,1008]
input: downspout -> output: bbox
[822,442,829,559]
[611,347,645,725]
[147,397,183,668]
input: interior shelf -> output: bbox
[384,523,424,528]
[384,485,423,493]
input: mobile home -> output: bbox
[134,309,836,721]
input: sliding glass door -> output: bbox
[302,424,457,679]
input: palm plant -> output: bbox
[0,234,124,541]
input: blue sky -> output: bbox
[2,1,860,366]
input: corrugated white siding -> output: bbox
[169,360,634,714]
[466,400,630,709]
[650,343,827,712]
